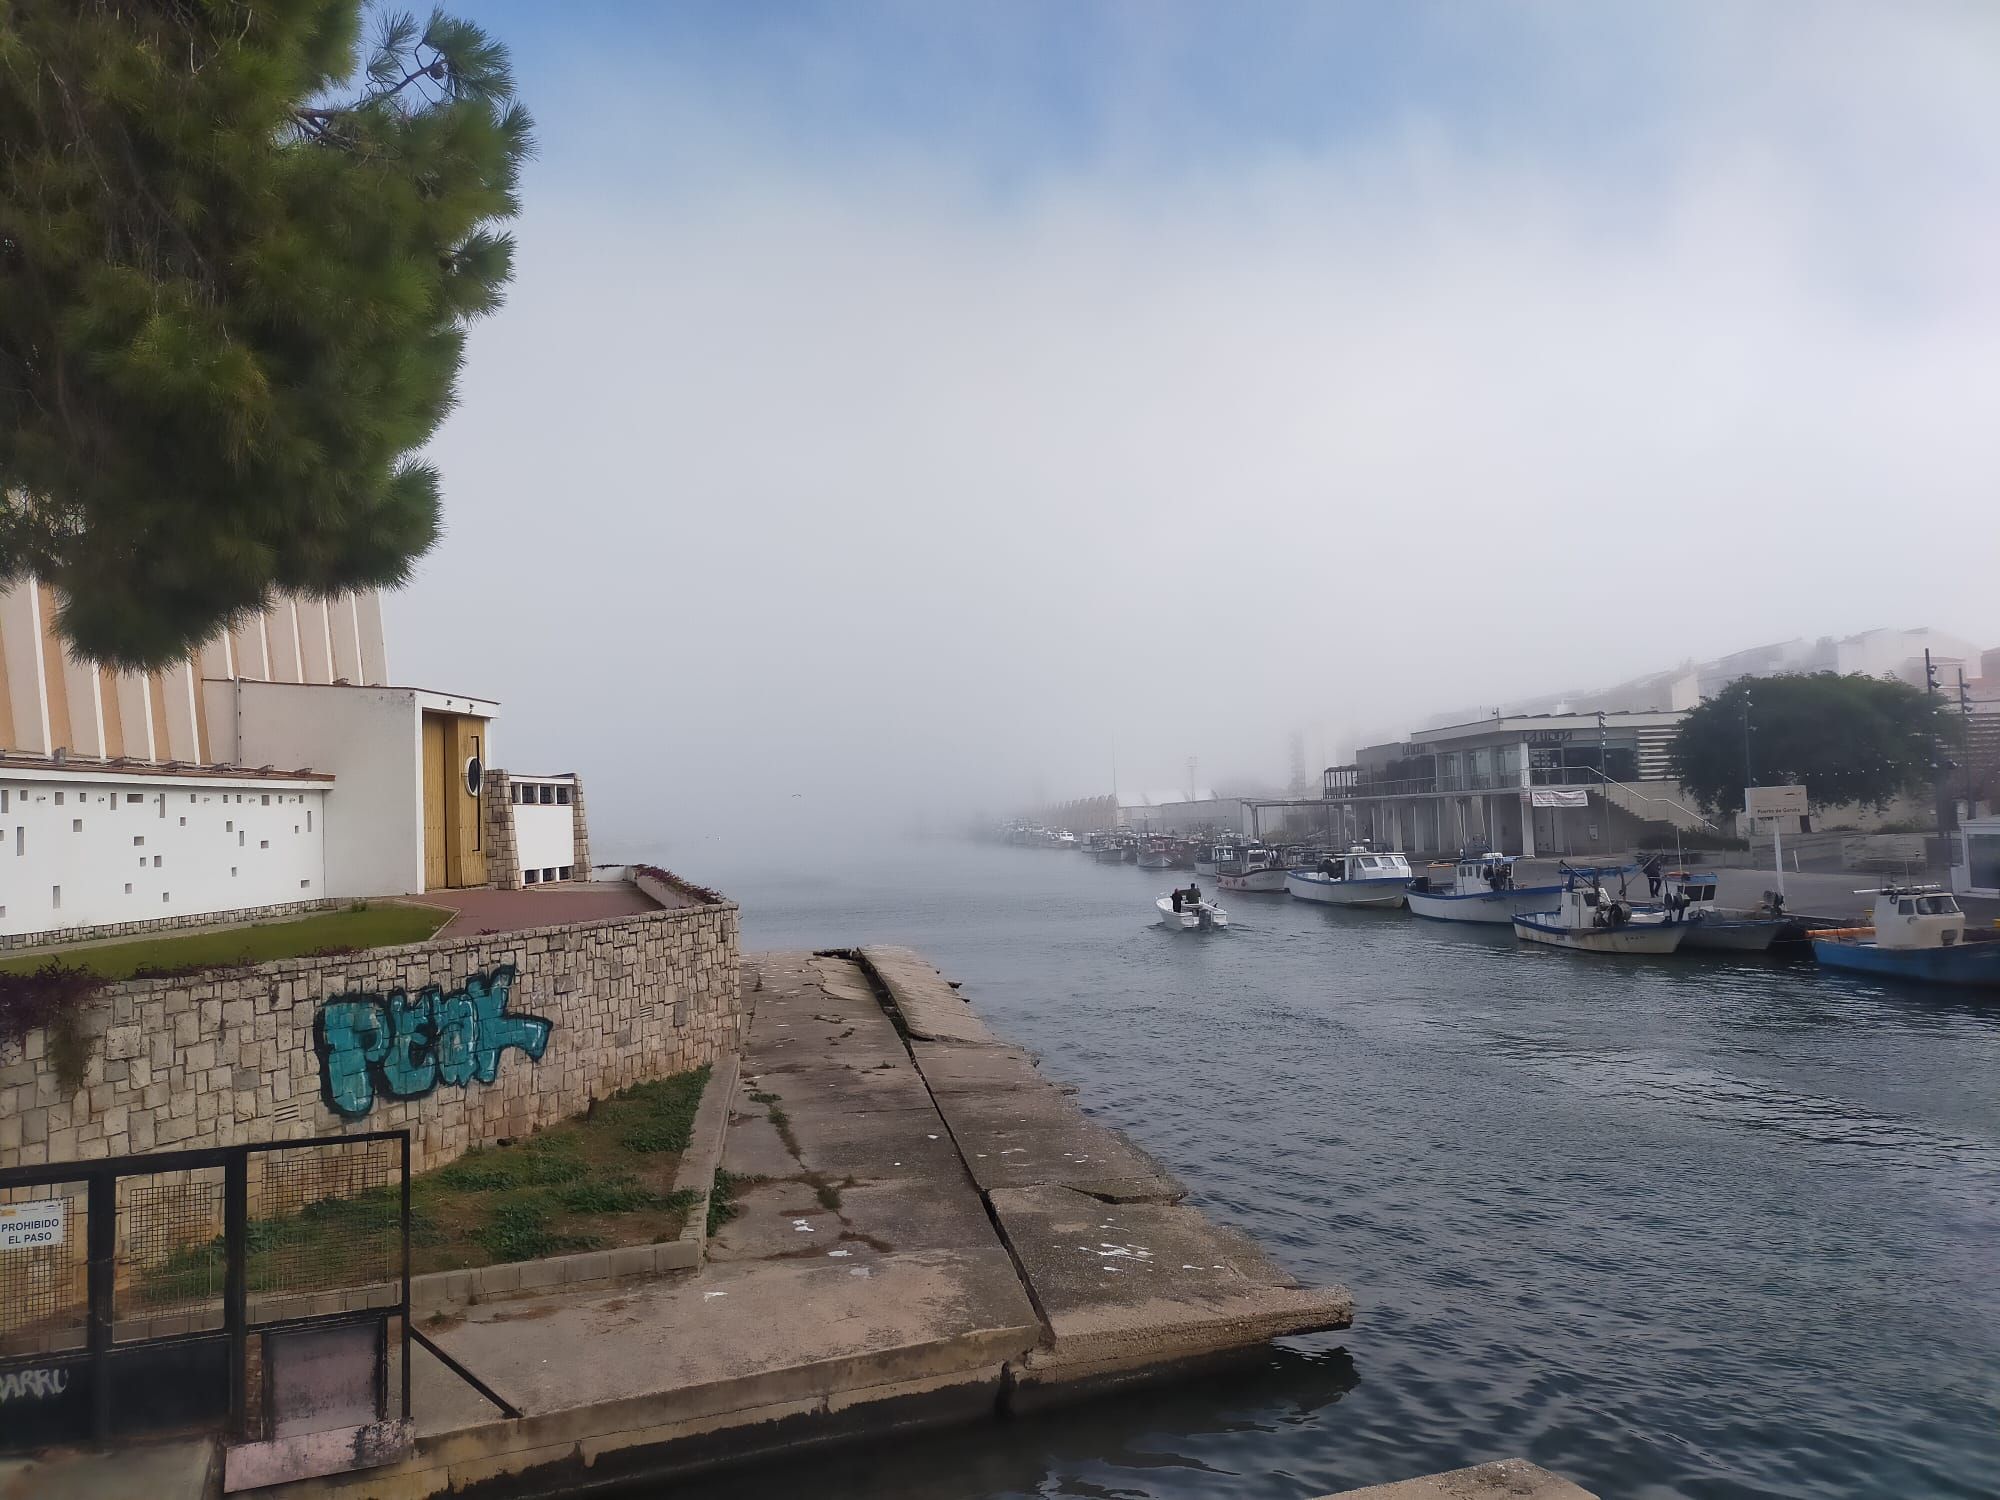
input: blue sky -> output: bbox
[396,3,2000,847]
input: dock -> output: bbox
[215,946,1353,1497]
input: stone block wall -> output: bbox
[0,895,740,1176]
[480,771,523,892]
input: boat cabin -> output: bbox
[1868,885,1967,950]
[1662,870,1719,914]
[1315,845,1414,882]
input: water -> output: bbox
[674,841,2000,1499]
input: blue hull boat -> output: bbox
[1812,936,2000,988]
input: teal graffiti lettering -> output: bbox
[313,965,548,1120]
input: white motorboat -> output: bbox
[1812,884,2000,987]
[1193,844,1229,877]
[1659,870,1788,952]
[1286,845,1412,908]
[1512,866,1688,955]
[1405,851,1564,924]
[1217,846,1287,892]
[1156,885,1230,931]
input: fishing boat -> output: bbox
[1659,870,1788,952]
[1812,884,2000,987]
[1156,884,1230,931]
[1285,845,1413,908]
[1405,850,1563,924]
[1217,845,1288,892]
[1194,844,1230,877]
[1136,839,1176,870]
[1512,866,1688,955]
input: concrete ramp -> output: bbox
[857,946,1354,1391]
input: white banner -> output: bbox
[0,1199,66,1251]
[1744,784,1807,819]
[1530,788,1589,809]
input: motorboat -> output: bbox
[1286,845,1413,908]
[1812,884,2000,987]
[1194,844,1230,877]
[1217,845,1288,892]
[1405,850,1563,924]
[1659,870,1788,952]
[1512,865,1688,955]
[1136,839,1176,870]
[1156,884,1230,931]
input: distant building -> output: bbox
[1252,710,1695,858]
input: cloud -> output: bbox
[388,2,2000,853]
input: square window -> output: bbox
[53,791,63,806]
[71,819,81,833]
[133,835,144,847]
[153,855,162,867]
[161,892,170,902]
[259,839,269,850]
[299,878,311,889]
[261,794,270,806]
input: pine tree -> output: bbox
[0,2,533,668]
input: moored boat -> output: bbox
[1512,866,1687,955]
[1660,870,1788,952]
[1286,845,1413,908]
[1156,883,1230,931]
[1812,884,2000,987]
[1194,843,1229,877]
[1405,850,1561,924]
[1217,845,1288,892]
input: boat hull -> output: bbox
[1155,897,1228,930]
[1406,883,1565,924]
[1679,918,1784,952]
[1286,871,1407,908]
[1192,859,1218,876]
[1513,913,1688,954]
[1812,936,2000,987]
[1219,868,1288,892]
[1136,853,1172,869]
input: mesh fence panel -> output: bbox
[0,1181,88,1356]
[246,1139,403,1312]
[115,1168,227,1333]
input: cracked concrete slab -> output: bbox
[862,946,999,1044]
[991,1183,1354,1386]
[924,1086,1187,1203]
[1314,1460,1598,1500]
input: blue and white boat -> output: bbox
[1512,866,1687,955]
[1286,845,1413,908]
[1405,851,1564,925]
[1813,885,2000,987]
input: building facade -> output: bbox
[0,582,586,942]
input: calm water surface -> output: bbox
[668,841,2000,1500]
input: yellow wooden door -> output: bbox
[422,713,449,888]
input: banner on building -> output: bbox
[1529,788,1589,809]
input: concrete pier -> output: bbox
[1315,1460,1598,1499]
[233,945,1352,1497]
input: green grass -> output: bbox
[0,902,450,979]
[131,1065,716,1296]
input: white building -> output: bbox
[0,581,586,943]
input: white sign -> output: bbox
[1744,784,1808,820]
[1530,788,1590,808]
[0,1200,65,1251]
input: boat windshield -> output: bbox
[1915,894,1961,915]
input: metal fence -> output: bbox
[0,1131,410,1451]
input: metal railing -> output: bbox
[0,1132,411,1451]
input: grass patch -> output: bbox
[134,1065,716,1295]
[0,903,449,980]
[707,1169,752,1237]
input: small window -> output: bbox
[1898,899,1916,916]
[189,793,196,803]
[230,866,238,877]
[152,855,161,867]
[226,820,233,832]
[12,828,19,856]
[127,793,143,804]
[52,884,62,908]
[178,816,186,827]
[71,819,81,833]
[261,793,270,806]
[238,831,245,846]
[559,865,573,880]
[161,891,170,902]
[259,839,269,850]
[0,791,8,812]
[133,835,144,847]
[524,868,539,884]
[306,809,312,832]
[156,794,165,818]
[124,883,132,895]
[299,878,311,889]
[53,791,63,806]
[557,786,572,805]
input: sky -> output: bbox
[386,1,2000,856]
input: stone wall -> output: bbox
[480,771,522,892]
[0,895,740,1175]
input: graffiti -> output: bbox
[0,1367,68,1402]
[314,964,550,1120]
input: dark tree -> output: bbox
[1669,673,1957,815]
[0,2,532,668]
